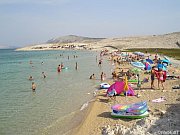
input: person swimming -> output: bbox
[29,76,33,81]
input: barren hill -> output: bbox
[16,32,180,51]
[46,35,105,44]
[95,32,180,49]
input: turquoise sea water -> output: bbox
[0,49,113,135]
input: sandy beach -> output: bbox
[72,53,180,135]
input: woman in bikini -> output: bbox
[158,68,164,90]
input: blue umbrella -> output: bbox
[146,59,153,64]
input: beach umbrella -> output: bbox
[131,62,145,69]
[146,59,153,64]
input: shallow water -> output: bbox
[0,49,114,135]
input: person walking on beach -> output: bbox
[32,82,36,91]
[57,65,61,73]
[158,68,164,90]
[150,66,156,89]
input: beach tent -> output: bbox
[107,81,135,96]
[131,62,145,69]
[146,59,153,64]
[144,62,151,70]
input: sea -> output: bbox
[0,49,114,135]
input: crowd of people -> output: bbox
[94,49,170,91]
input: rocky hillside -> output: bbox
[95,32,180,49]
[16,32,180,51]
[46,35,105,43]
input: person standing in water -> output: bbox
[98,59,102,67]
[101,72,106,81]
[29,76,33,81]
[42,72,46,78]
[57,65,61,73]
[75,62,78,70]
[32,82,36,91]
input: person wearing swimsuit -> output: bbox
[158,68,164,90]
[32,82,36,91]
[151,66,156,89]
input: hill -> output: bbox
[16,32,180,51]
[46,35,105,43]
[95,32,180,49]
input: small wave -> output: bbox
[80,99,95,111]
[80,102,89,111]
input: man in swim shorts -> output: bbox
[32,82,36,91]
[150,66,155,89]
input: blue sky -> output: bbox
[0,0,180,48]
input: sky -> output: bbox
[0,0,180,48]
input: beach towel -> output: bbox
[152,97,166,103]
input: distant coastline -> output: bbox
[16,32,180,51]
